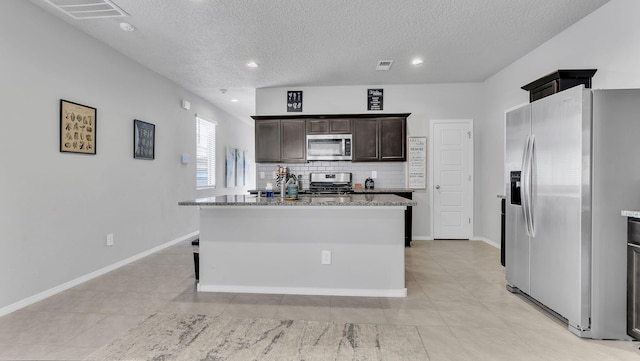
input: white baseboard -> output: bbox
[414,236,499,249]
[473,236,500,249]
[197,284,408,298]
[0,231,199,318]
[412,236,434,241]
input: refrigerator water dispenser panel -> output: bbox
[510,171,522,205]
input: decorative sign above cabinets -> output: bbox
[367,88,383,110]
[287,91,303,112]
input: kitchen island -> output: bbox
[179,194,416,297]
[248,188,416,246]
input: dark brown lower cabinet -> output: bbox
[396,192,413,247]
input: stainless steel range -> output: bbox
[308,172,353,194]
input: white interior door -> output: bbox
[431,120,473,239]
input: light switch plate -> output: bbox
[372,171,377,179]
[321,250,331,265]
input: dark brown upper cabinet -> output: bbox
[380,117,406,160]
[353,116,406,162]
[253,118,306,163]
[254,119,281,163]
[306,118,351,134]
[281,119,306,163]
[253,114,409,163]
[352,118,379,161]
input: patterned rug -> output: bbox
[86,313,428,361]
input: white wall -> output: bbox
[0,0,254,313]
[477,0,640,244]
[256,83,483,239]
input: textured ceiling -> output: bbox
[30,0,610,120]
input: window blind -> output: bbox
[196,116,216,188]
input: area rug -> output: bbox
[86,312,428,361]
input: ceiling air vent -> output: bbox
[43,0,130,19]
[376,60,394,71]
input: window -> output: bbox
[196,115,216,188]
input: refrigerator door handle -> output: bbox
[521,135,532,236]
[528,135,536,238]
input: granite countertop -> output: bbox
[179,194,417,207]
[352,188,415,193]
[622,210,640,218]
[248,188,415,194]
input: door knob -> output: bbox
[435,185,440,189]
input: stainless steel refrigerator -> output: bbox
[505,85,640,339]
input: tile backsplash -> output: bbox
[255,161,407,190]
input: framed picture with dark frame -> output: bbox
[60,99,97,154]
[133,119,155,160]
[367,88,383,110]
[287,91,302,112]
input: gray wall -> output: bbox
[0,1,254,313]
[256,84,484,240]
[256,0,640,246]
[478,0,640,246]
[4,0,640,314]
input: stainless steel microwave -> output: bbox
[306,134,352,161]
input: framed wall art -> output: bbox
[287,91,302,112]
[408,136,427,189]
[133,119,155,160]
[367,88,383,110]
[243,150,251,186]
[225,147,236,187]
[60,99,96,154]
[236,148,244,186]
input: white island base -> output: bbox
[197,206,407,297]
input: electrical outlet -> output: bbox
[106,233,114,247]
[321,250,331,265]
[372,171,377,179]
[260,171,265,179]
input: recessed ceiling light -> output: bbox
[231,99,239,102]
[412,58,424,66]
[246,61,259,68]
[119,22,135,32]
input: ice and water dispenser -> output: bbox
[510,171,522,206]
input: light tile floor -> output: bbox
[1,240,639,360]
